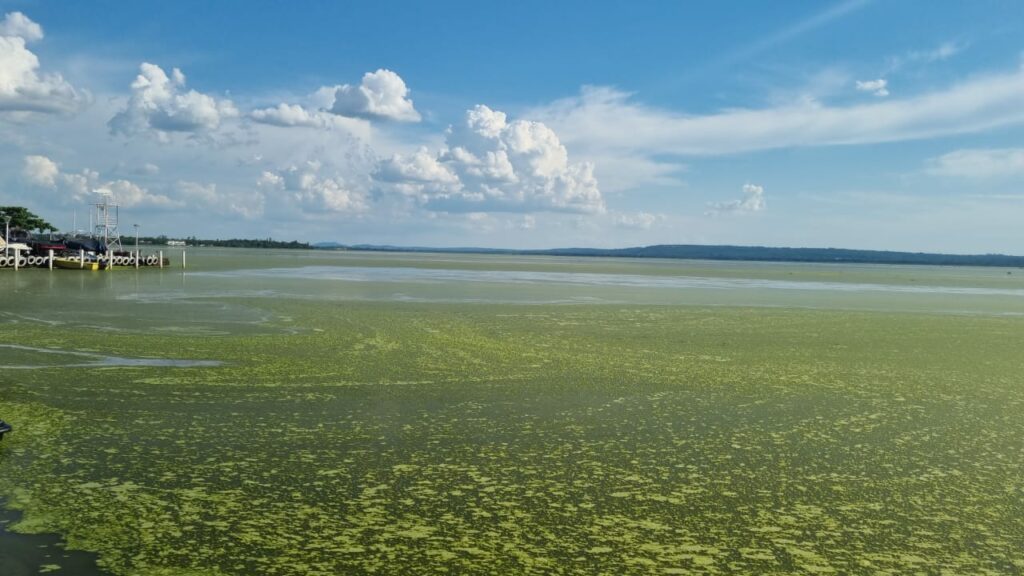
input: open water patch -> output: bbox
[193,265,1024,298]
[0,344,221,370]
[0,505,109,576]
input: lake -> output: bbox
[1,248,1023,574]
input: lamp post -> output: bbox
[133,224,140,268]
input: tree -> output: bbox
[0,206,57,234]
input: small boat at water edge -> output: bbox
[53,256,102,270]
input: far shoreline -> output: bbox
[164,241,1024,269]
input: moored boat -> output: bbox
[53,256,102,270]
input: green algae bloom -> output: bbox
[2,249,1024,574]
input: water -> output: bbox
[2,248,1024,575]
[3,248,1022,330]
[0,505,109,576]
[0,345,222,370]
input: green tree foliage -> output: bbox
[136,236,310,249]
[0,206,57,233]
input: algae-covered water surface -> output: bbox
[1,249,1023,574]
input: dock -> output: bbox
[0,249,175,270]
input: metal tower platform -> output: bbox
[91,189,122,252]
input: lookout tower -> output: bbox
[91,189,123,252]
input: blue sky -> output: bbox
[1,1,1023,252]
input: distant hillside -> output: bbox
[315,243,1024,267]
[539,245,1024,267]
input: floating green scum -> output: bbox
[2,249,1023,575]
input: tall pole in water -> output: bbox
[134,224,140,268]
[3,216,9,257]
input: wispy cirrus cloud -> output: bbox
[925,148,1024,179]
[532,65,1024,160]
[886,40,967,74]
[732,0,872,60]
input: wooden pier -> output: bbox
[0,249,179,270]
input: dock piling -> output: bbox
[48,249,53,270]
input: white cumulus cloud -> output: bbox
[22,154,59,187]
[376,148,459,186]
[249,102,355,130]
[856,78,889,97]
[258,161,367,214]
[109,63,238,139]
[0,12,43,41]
[707,184,766,215]
[374,105,603,214]
[0,12,85,114]
[326,69,420,122]
[22,155,176,207]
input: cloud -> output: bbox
[909,41,964,64]
[109,63,238,139]
[925,148,1024,179]
[532,68,1024,159]
[614,211,662,230]
[376,148,459,185]
[258,161,367,214]
[374,105,603,214]
[176,180,263,218]
[707,184,766,215]
[22,155,176,207]
[0,12,85,114]
[0,12,43,42]
[250,103,321,127]
[887,41,966,74]
[325,69,420,122]
[22,154,59,187]
[249,102,358,130]
[855,78,889,97]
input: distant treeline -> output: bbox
[327,243,1024,268]
[139,236,310,249]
